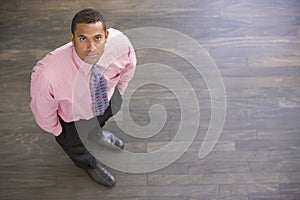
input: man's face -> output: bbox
[70,22,108,64]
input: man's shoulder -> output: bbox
[32,42,73,81]
[35,42,73,70]
[107,28,131,46]
[106,28,133,54]
[107,28,123,36]
[44,42,73,64]
[51,42,73,55]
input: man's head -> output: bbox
[70,8,109,64]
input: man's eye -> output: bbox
[95,36,102,40]
[80,37,86,41]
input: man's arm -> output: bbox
[117,47,137,95]
[30,65,62,136]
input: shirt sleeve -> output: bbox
[29,64,62,136]
[117,46,137,95]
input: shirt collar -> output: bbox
[72,43,108,76]
[72,45,93,76]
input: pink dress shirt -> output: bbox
[30,28,136,136]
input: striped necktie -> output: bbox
[90,64,109,116]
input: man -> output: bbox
[30,8,136,187]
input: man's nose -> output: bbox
[87,40,96,51]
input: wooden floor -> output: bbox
[1,0,300,199]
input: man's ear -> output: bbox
[70,32,75,45]
[105,30,109,42]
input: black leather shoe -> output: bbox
[85,163,116,187]
[97,130,124,150]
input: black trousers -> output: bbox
[55,88,122,169]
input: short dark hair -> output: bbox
[71,8,106,34]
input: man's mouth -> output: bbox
[88,52,99,57]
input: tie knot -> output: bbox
[92,64,98,74]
